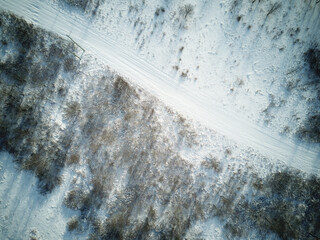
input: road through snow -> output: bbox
[1,0,319,175]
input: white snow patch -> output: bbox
[0,151,86,240]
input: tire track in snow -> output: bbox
[1,0,319,175]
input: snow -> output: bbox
[0,151,84,240]
[0,0,319,175]
[0,50,285,239]
[0,0,320,239]
[89,0,320,135]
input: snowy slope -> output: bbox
[0,0,319,175]
[1,1,320,240]
[90,0,320,141]
[0,152,80,240]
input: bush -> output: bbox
[305,48,320,77]
[201,157,221,172]
[155,7,165,17]
[62,0,105,13]
[67,216,79,231]
[66,154,80,166]
[64,102,81,119]
[179,4,194,19]
[64,189,89,210]
[65,0,89,10]
[64,57,77,72]
[298,114,320,143]
[112,75,137,102]
[226,171,320,239]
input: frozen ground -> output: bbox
[0,0,319,174]
[0,152,78,240]
[0,0,320,240]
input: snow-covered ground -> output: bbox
[0,0,320,239]
[0,152,81,240]
[0,0,319,175]
[87,0,320,142]
[0,49,300,239]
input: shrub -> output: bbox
[49,43,65,59]
[64,102,81,119]
[225,148,232,155]
[67,216,79,231]
[112,75,137,103]
[266,3,281,17]
[226,171,320,239]
[13,15,37,49]
[64,57,77,72]
[64,0,89,10]
[1,39,7,45]
[64,189,89,210]
[155,7,165,17]
[66,154,80,166]
[179,4,194,19]
[305,48,320,77]
[62,0,105,13]
[0,12,76,197]
[173,65,179,71]
[298,114,320,143]
[201,157,221,172]
[180,70,188,78]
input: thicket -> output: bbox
[1,10,319,240]
[0,11,77,193]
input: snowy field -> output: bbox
[0,0,319,239]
